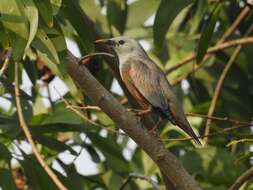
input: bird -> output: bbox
[95,36,201,144]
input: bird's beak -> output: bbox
[95,39,117,46]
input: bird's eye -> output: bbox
[118,40,125,45]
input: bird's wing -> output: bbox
[124,58,168,110]
[124,58,201,144]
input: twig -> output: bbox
[78,52,115,64]
[14,62,68,190]
[186,113,251,125]
[163,124,251,142]
[166,5,251,74]
[0,49,12,77]
[203,24,253,145]
[229,166,253,190]
[166,37,253,74]
[69,105,101,111]
[54,87,127,136]
[119,173,160,190]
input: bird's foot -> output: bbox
[127,106,152,116]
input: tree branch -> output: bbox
[229,166,253,190]
[119,173,160,190]
[0,48,12,77]
[166,37,253,74]
[67,51,201,190]
[14,62,68,190]
[166,3,253,82]
[203,24,253,144]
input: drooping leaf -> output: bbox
[153,0,194,50]
[34,134,77,155]
[20,155,59,190]
[0,0,29,60]
[61,0,95,52]
[33,0,53,27]
[88,133,130,173]
[23,0,39,51]
[107,0,128,34]
[127,0,159,28]
[196,4,221,64]
[0,169,17,190]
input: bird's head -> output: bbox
[95,36,146,59]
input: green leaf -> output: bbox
[107,0,128,34]
[61,0,95,52]
[196,4,221,64]
[20,155,59,190]
[181,146,247,186]
[23,0,39,51]
[88,133,130,173]
[0,143,12,163]
[32,28,60,74]
[0,169,17,190]
[51,0,62,16]
[40,102,83,125]
[84,144,100,163]
[0,0,29,60]
[153,0,194,50]
[226,138,253,147]
[33,0,53,27]
[34,134,77,155]
[127,0,159,28]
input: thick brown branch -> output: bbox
[67,51,201,190]
[14,62,67,190]
[229,166,253,190]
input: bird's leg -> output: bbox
[127,105,152,116]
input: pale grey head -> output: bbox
[95,36,147,64]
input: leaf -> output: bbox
[196,4,221,64]
[33,0,53,27]
[20,155,59,190]
[0,143,16,190]
[226,138,253,147]
[181,146,247,186]
[87,133,130,173]
[107,0,128,34]
[23,0,39,51]
[51,0,62,16]
[0,169,17,190]
[40,102,83,125]
[153,0,194,50]
[0,0,29,60]
[61,0,95,52]
[32,28,60,74]
[0,143,12,163]
[34,134,77,155]
[127,0,159,28]
[83,144,100,163]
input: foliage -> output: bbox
[0,0,253,189]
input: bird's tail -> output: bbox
[177,120,201,145]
